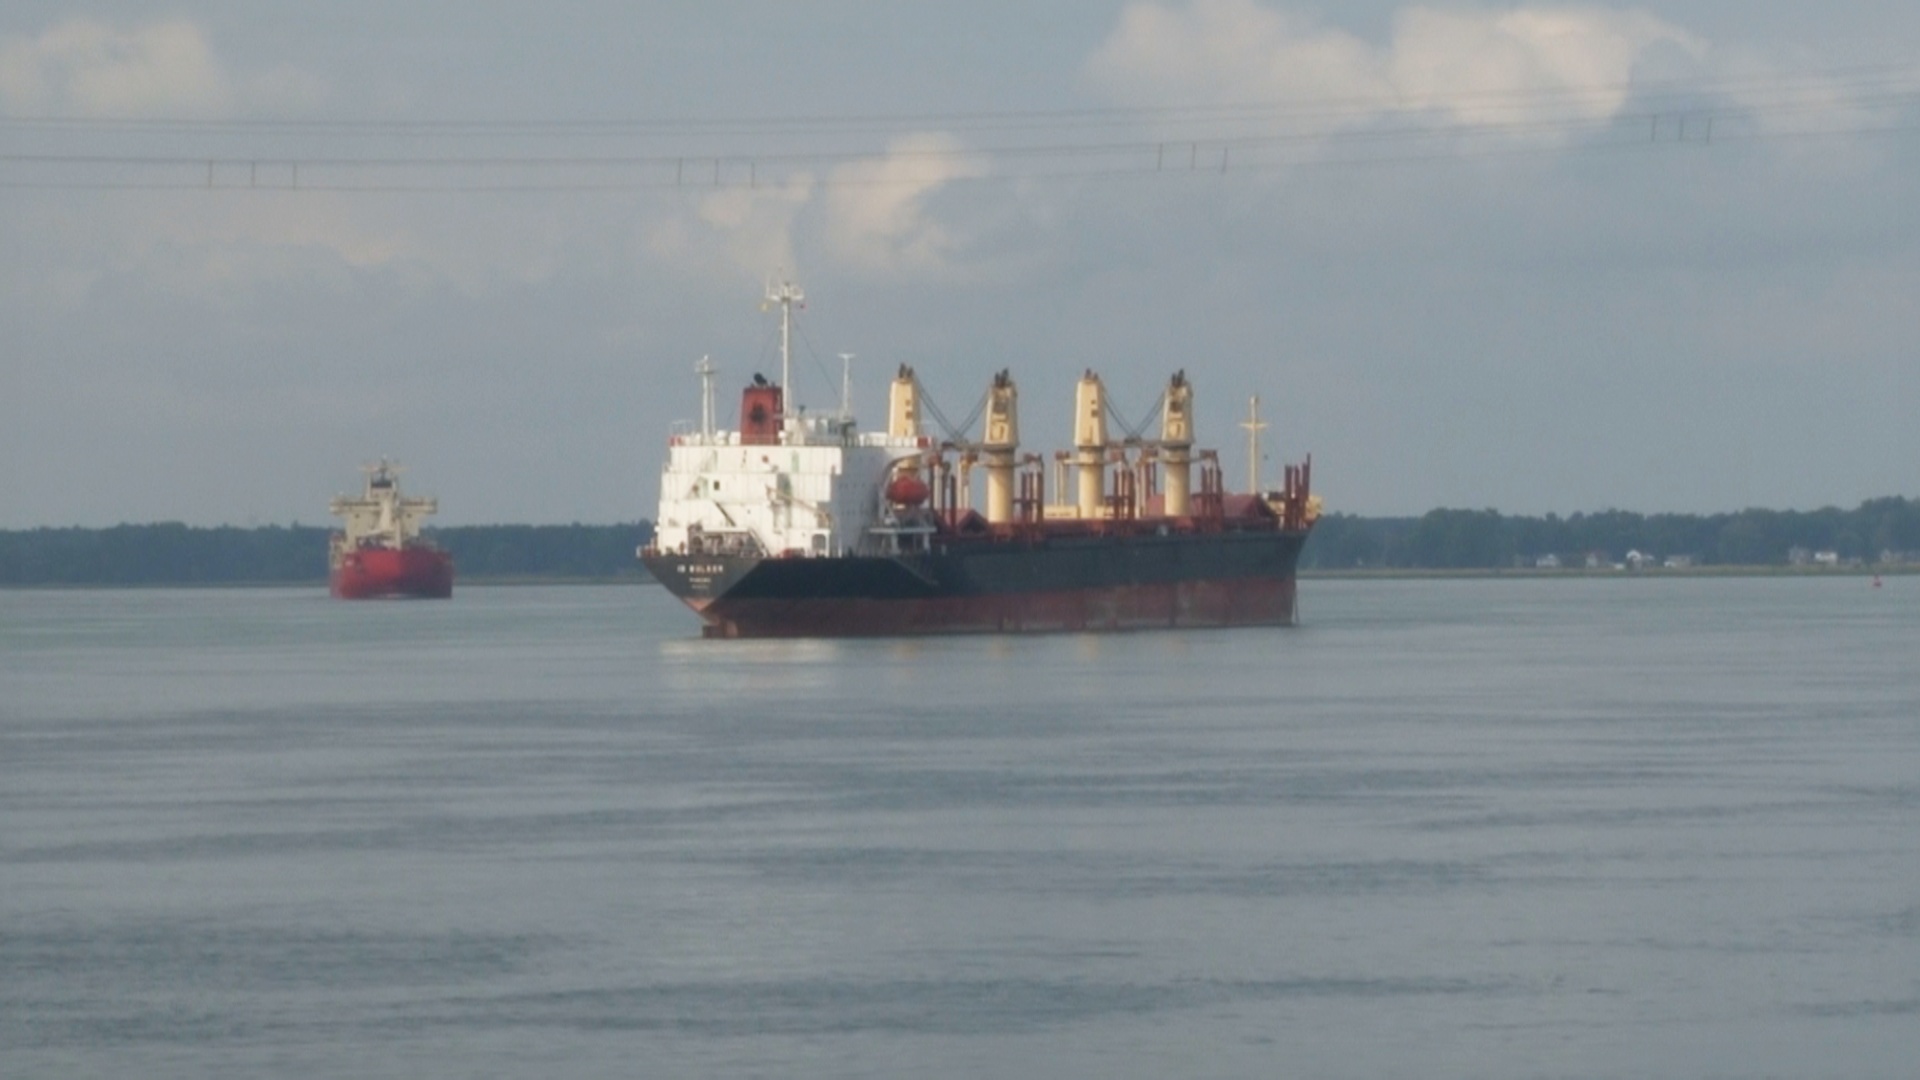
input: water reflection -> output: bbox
[657,637,847,696]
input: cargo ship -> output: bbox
[327,461,454,599]
[640,281,1319,637]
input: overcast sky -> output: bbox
[4,2,1918,527]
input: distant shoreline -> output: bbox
[6,567,1908,591]
[10,504,1916,587]
[1302,565,1912,580]
[0,575,656,591]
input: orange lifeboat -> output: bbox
[885,473,930,507]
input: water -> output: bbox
[3,578,1916,1079]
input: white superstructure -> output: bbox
[651,281,928,559]
[329,461,437,551]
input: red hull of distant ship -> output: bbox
[330,546,454,599]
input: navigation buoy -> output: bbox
[1872,575,1882,588]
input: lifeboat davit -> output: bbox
[885,472,930,507]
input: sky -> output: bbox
[4,1,1919,527]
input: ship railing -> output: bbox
[667,429,748,448]
[862,523,936,556]
[684,529,765,558]
[668,431,743,448]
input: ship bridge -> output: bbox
[651,285,927,561]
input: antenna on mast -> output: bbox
[1239,395,1269,494]
[763,278,805,439]
[695,355,716,440]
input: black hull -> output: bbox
[642,529,1308,637]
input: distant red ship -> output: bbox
[327,461,453,599]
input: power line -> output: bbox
[7,119,1915,195]
[4,65,1918,195]
[4,59,1916,138]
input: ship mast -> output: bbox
[765,279,805,441]
[696,355,716,440]
[1240,395,1268,494]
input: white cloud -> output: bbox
[1085,1,1706,136]
[0,18,328,116]
[5,194,416,312]
[823,133,989,274]
[0,19,231,116]
[645,174,818,281]
[1389,6,1702,123]
[644,135,992,280]
[1086,1,1386,123]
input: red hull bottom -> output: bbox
[690,578,1296,638]
[330,547,454,599]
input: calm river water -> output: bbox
[3,577,1916,1078]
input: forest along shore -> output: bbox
[0,523,654,587]
[3,498,1918,586]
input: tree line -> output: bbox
[5,499,1917,584]
[1300,498,1920,571]
[0,523,655,586]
